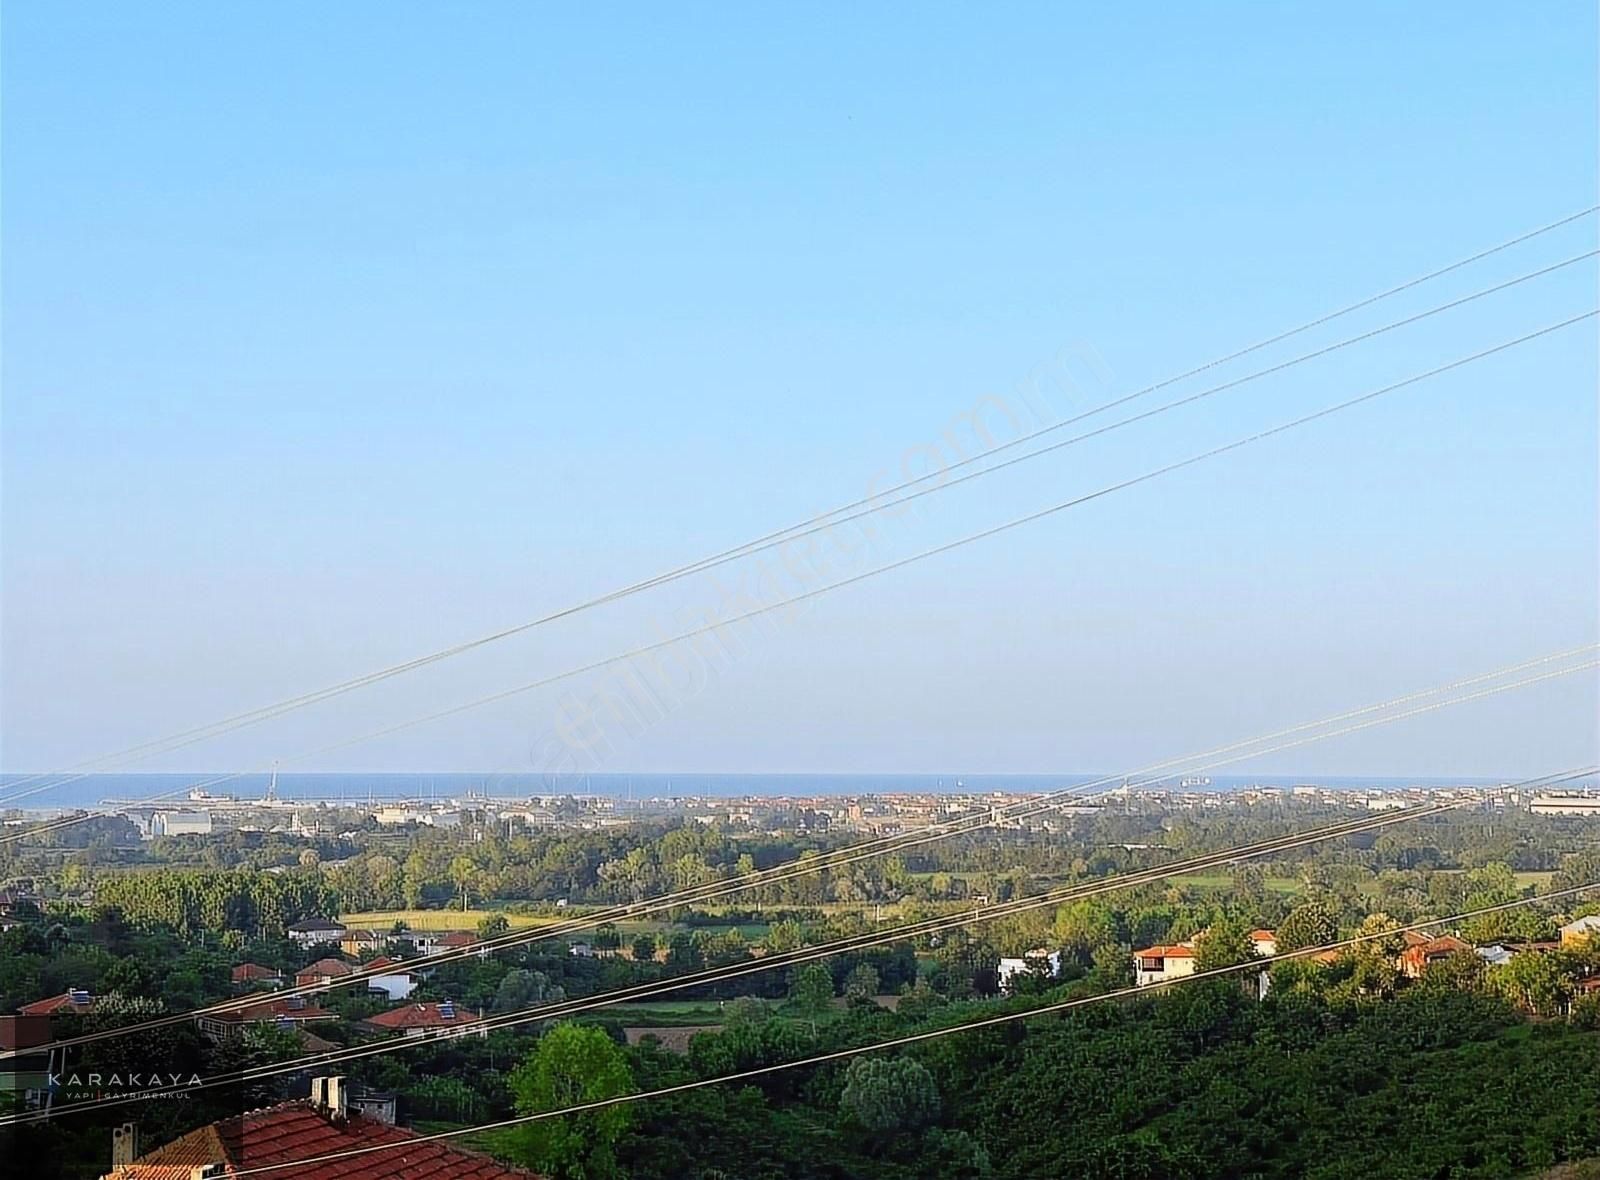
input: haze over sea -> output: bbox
[0,772,1520,813]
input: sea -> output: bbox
[0,771,1521,814]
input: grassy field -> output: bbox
[338,908,569,931]
[1165,873,1303,894]
[601,999,731,1025]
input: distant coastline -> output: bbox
[0,770,1523,814]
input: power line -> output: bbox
[219,881,1600,1178]
[13,650,1589,1060]
[11,309,1592,841]
[5,208,1592,804]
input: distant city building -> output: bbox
[1531,795,1600,817]
[149,810,212,837]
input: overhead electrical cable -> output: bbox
[3,210,1592,805]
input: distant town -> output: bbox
[7,776,1597,842]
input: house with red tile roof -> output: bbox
[1132,943,1197,987]
[99,1079,541,1179]
[295,957,356,988]
[360,958,420,1002]
[18,988,97,1017]
[1399,934,1473,978]
[195,996,338,1043]
[1249,929,1278,957]
[361,999,486,1039]
[230,963,282,989]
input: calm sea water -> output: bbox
[0,771,1517,813]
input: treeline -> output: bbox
[603,985,1600,1179]
[94,867,337,939]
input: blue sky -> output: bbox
[3,4,1596,779]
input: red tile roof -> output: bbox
[298,957,355,978]
[232,963,281,983]
[206,997,338,1026]
[1134,945,1195,960]
[105,1100,542,1179]
[363,1002,483,1032]
[18,992,94,1016]
[436,932,477,948]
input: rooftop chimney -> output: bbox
[312,1074,348,1121]
[111,1121,139,1166]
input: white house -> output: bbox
[362,958,419,1002]
[997,949,1062,991]
[287,918,348,949]
[1133,943,1198,987]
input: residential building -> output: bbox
[340,928,384,957]
[1399,934,1473,978]
[363,957,419,1002]
[230,962,282,989]
[287,918,347,949]
[195,995,337,1042]
[295,957,355,989]
[1560,915,1600,947]
[348,1085,399,1126]
[1476,944,1516,967]
[18,988,97,1017]
[100,1078,540,1179]
[1133,943,1197,987]
[1249,929,1278,957]
[362,999,487,1039]
[436,930,482,957]
[997,948,1062,990]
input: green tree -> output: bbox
[508,1023,634,1179]
[1488,951,1574,1016]
[790,961,834,1016]
[844,963,881,1005]
[1276,899,1339,952]
[630,933,658,962]
[838,1056,941,1135]
[449,856,478,911]
[477,912,511,939]
[1194,920,1256,972]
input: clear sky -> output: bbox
[3,4,1596,780]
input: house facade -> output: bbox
[287,918,348,949]
[1133,944,1197,987]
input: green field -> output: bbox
[1166,873,1303,894]
[338,908,568,931]
[602,999,731,1025]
